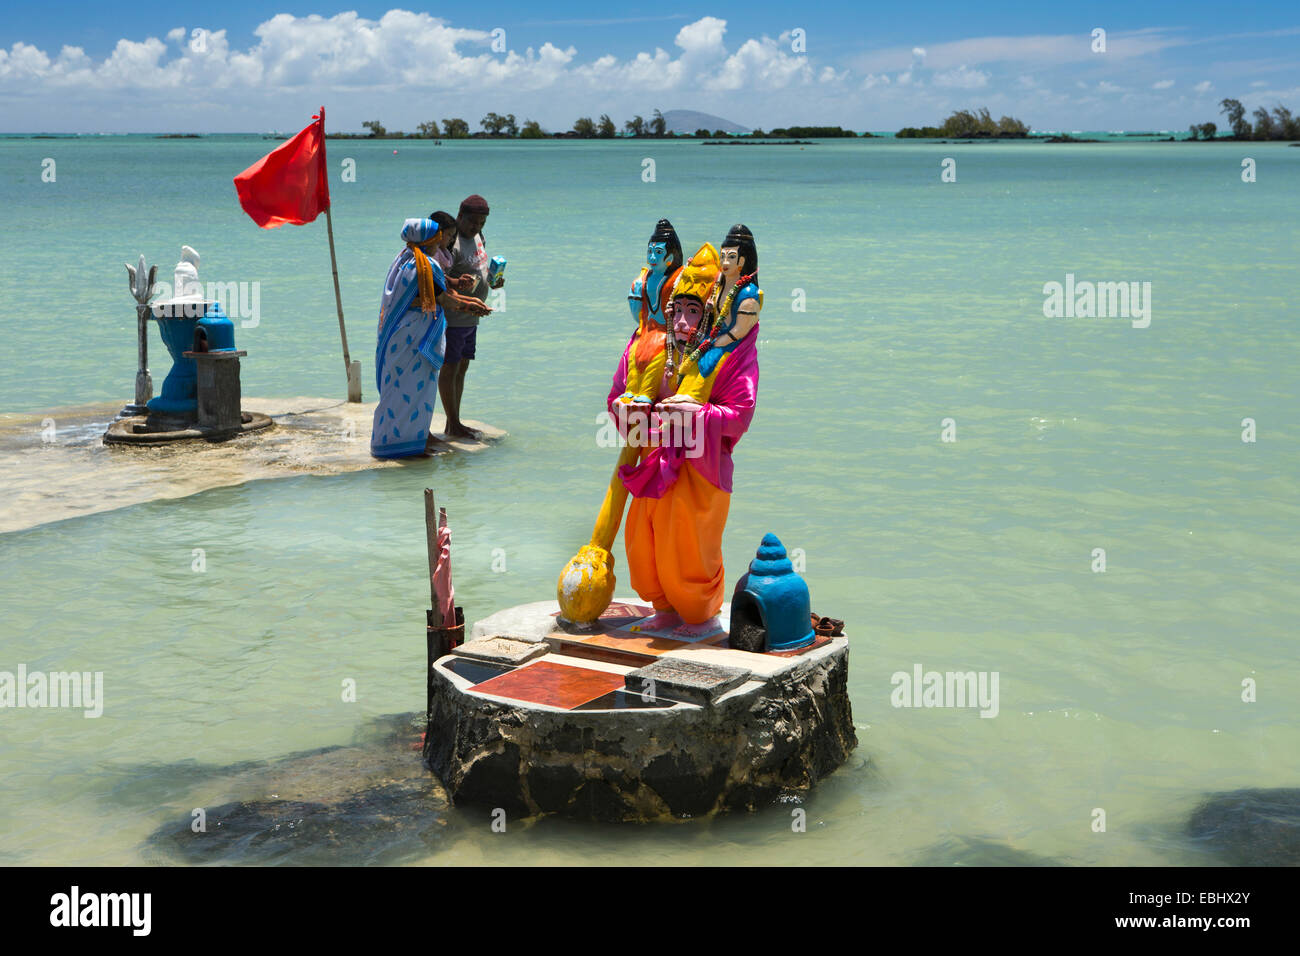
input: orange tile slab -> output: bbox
[563,630,695,658]
[471,660,627,710]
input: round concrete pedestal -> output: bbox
[424,599,857,822]
[103,411,273,445]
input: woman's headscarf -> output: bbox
[401,218,441,313]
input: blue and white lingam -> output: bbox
[729,533,815,652]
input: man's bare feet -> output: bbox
[447,422,481,440]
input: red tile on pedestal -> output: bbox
[472,660,627,710]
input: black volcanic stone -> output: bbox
[458,742,528,818]
[571,779,633,823]
[1187,788,1300,866]
[644,750,726,817]
[526,763,583,814]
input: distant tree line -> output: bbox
[345,116,543,139]
[331,100,1298,143]
[897,108,1030,139]
[335,109,872,140]
[1191,100,1299,140]
[684,125,864,138]
[571,110,865,138]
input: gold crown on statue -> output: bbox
[670,243,720,303]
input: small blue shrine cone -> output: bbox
[728,533,815,653]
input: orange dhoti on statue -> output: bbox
[624,460,730,624]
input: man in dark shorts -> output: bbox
[436,194,494,439]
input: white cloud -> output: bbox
[715,36,814,90]
[55,46,92,72]
[853,28,1188,73]
[933,64,989,89]
[0,42,52,78]
[0,14,1257,133]
[575,47,680,89]
[98,37,176,87]
[675,16,727,55]
[0,11,821,100]
[1193,80,1213,93]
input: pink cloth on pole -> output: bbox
[434,510,455,623]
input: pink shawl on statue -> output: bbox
[607,324,759,499]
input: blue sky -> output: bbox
[1,2,1296,131]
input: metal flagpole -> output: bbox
[319,106,362,402]
[325,205,361,402]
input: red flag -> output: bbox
[234,108,330,228]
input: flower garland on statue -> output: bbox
[670,272,756,386]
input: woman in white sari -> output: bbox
[371,217,490,458]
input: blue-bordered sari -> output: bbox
[370,219,448,459]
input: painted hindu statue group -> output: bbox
[558,220,762,637]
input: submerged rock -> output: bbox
[152,782,449,865]
[1186,788,1300,866]
[144,713,453,865]
[913,835,1064,867]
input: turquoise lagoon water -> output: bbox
[0,136,1297,865]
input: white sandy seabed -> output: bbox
[0,397,505,534]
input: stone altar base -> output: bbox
[425,599,856,822]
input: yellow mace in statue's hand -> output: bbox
[557,544,617,623]
[557,442,641,623]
